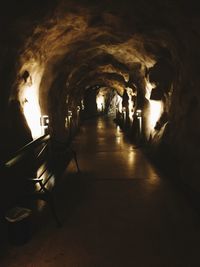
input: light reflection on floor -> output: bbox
[73,116,161,185]
[2,116,200,267]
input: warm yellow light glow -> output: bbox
[23,85,42,139]
[116,136,121,145]
[117,94,122,113]
[116,125,121,133]
[136,109,142,117]
[145,79,163,136]
[126,87,135,121]
[81,100,85,110]
[19,63,44,139]
[96,93,105,111]
[128,151,135,165]
[115,126,121,144]
[65,117,68,128]
[146,165,160,186]
[148,100,163,130]
[145,78,156,99]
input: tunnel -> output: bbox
[0,0,200,265]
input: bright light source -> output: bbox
[23,85,42,139]
[148,100,163,130]
[96,93,105,112]
[68,110,72,118]
[145,79,163,135]
[40,115,49,135]
[136,109,142,117]
[116,95,122,113]
[126,87,135,121]
[81,100,85,110]
[65,117,68,128]
[145,79,156,100]
[19,63,44,139]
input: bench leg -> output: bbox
[45,191,62,228]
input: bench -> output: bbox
[3,136,80,228]
[29,145,80,227]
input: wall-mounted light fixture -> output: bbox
[40,115,49,135]
[136,109,142,117]
[68,110,72,119]
[77,106,81,118]
[81,100,85,110]
[136,109,142,134]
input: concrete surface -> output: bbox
[1,117,200,266]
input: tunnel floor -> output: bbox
[1,116,200,266]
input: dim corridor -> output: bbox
[1,116,200,266]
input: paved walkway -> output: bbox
[1,116,200,266]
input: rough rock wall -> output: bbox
[148,8,200,191]
[167,25,200,190]
[0,0,200,192]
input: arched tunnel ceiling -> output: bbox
[15,0,171,111]
[76,72,127,94]
[2,0,199,118]
[1,0,200,191]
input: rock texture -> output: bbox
[0,0,200,191]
